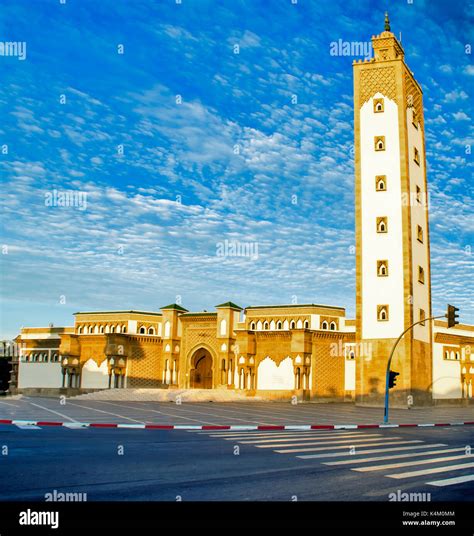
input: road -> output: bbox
[0,422,473,501]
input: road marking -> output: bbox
[427,474,474,487]
[65,402,144,423]
[298,444,447,459]
[257,436,400,449]
[324,447,465,466]
[281,439,424,454]
[91,400,221,426]
[15,424,41,429]
[236,433,378,445]
[387,462,474,479]
[214,432,364,441]
[63,422,89,429]
[24,400,79,423]
[201,430,322,437]
[352,454,472,472]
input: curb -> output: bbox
[1,419,474,430]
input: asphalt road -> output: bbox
[0,424,473,501]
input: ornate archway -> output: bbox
[190,348,213,389]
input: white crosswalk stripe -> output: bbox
[323,447,462,465]
[386,462,474,479]
[351,454,472,472]
[205,431,358,439]
[298,444,447,459]
[426,474,474,487]
[235,433,380,444]
[197,429,473,491]
[276,439,423,453]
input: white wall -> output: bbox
[360,93,404,339]
[432,343,462,399]
[81,358,109,389]
[257,356,294,390]
[407,107,431,343]
[345,359,356,391]
[18,362,63,388]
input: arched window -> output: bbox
[139,326,146,334]
[250,322,256,330]
[77,326,82,334]
[122,325,127,333]
[349,351,355,360]
[444,350,449,360]
[330,321,336,331]
[99,325,104,334]
[304,320,309,329]
[377,217,387,233]
[277,321,282,330]
[110,325,115,333]
[290,321,296,329]
[418,266,425,284]
[373,98,384,113]
[374,136,385,151]
[377,305,389,322]
[263,321,269,330]
[148,327,155,335]
[321,321,328,330]
[376,175,386,191]
[377,260,388,277]
[455,352,460,360]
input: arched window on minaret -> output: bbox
[377,305,389,322]
[376,217,388,233]
[377,260,389,277]
[373,98,384,113]
[375,175,387,191]
[374,136,385,151]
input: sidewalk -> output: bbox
[0,397,472,427]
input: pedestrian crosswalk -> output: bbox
[190,429,474,490]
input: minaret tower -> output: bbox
[353,14,432,406]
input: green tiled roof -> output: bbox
[215,301,243,310]
[160,303,188,312]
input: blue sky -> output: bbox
[0,0,473,338]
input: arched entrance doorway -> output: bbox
[190,349,213,389]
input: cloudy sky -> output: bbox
[0,0,473,338]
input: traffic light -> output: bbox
[447,304,459,328]
[388,370,399,389]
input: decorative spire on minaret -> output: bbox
[384,11,391,32]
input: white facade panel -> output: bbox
[360,93,404,339]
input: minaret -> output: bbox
[353,14,432,406]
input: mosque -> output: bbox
[12,16,474,406]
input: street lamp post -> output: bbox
[383,313,450,424]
